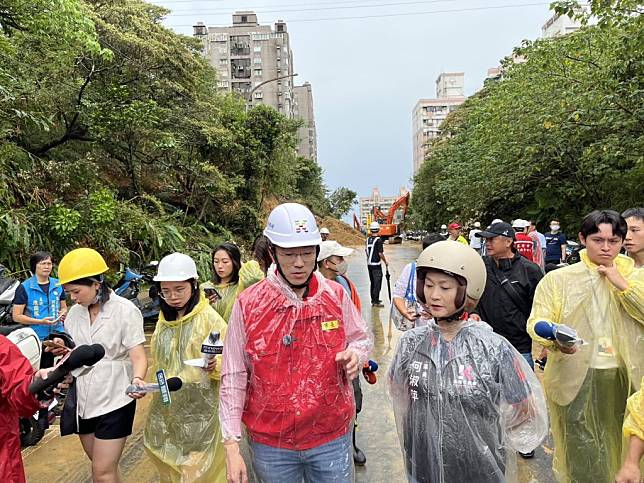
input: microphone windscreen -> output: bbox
[534,321,556,340]
[62,344,105,371]
[167,377,183,392]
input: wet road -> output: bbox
[22,241,555,482]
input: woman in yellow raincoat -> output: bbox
[201,242,263,322]
[528,211,644,483]
[144,253,227,482]
[616,377,644,483]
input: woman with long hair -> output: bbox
[201,242,263,322]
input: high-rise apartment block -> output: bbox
[194,12,317,160]
[293,82,317,162]
[541,9,587,38]
[412,73,466,176]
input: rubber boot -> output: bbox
[353,421,366,466]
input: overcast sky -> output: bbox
[154,0,554,199]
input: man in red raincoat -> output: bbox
[0,334,43,483]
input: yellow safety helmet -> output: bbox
[57,248,109,285]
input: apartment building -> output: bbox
[411,73,466,176]
[359,187,409,228]
[293,82,317,161]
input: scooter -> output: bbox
[0,264,20,326]
[114,262,160,325]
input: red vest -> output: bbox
[240,276,354,450]
[514,233,534,262]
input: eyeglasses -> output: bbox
[159,287,189,299]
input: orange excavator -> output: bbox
[353,212,362,232]
[372,192,410,243]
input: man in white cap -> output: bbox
[320,227,331,242]
[220,203,373,483]
[317,240,367,465]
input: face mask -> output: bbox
[550,225,560,232]
[328,260,348,276]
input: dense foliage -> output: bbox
[411,1,643,232]
[0,0,345,275]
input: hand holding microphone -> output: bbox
[29,343,105,400]
[125,377,183,395]
[534,321,583,354]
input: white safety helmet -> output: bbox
[153,252,199,281]
[512,219,529,230]
[264,203,322,248]
[320,227,330,235]
[440,224,447,230]
[369,221,380,232]
[474,221,481,228]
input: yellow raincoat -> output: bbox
[528,250,644,483]
[202,260,264,322]
[624,377,644,441]
[144,293,227,482]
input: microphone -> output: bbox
[362,359,378,385]
[125,377,183,395]
[29,344,105,397]
[534,321,582,348]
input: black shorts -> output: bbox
[77,400,136,440]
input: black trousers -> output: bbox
[367,265,383,304]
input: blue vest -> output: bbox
[22,275,64,340]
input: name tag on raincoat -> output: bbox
[321,320,339,331]
[156,369,171,405]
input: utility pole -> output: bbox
[247,73,298,108]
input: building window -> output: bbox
[219,58,228,65]
[253,58,262,64]
[252,33,269,41]
[254,68,262,76]
[254,91,263,99]
[220,70,228,77]
[253,46,262,52]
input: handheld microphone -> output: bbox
[362,359,379,385]
[125,377,183,395]
[534,321,582,348]
[29,344,105,398]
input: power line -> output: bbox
[166,2,550,26]
[164,0,463,13]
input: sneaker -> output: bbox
[353,447,366,466]
[519,450,535,459]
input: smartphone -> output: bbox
[43,340,69,352]
[204,288,221,301]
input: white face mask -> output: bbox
[550,224,560,232]
[328,260,348,276]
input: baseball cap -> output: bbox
[475,222,516,239]
[448,222,461,230]
[317,240,354,262]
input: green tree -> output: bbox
[327,187,357,218]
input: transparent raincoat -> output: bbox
[624,377,644,441]
[144,293,228,482]
[388,319,548,483]
[202,260,264,322]
[527,251,644,483]
[219,268,373,481]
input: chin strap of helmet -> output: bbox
[270,244,321,297]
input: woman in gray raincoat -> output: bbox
[389,241,548,483]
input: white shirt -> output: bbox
[64,293,145,419]
[469,229,482,249]
[393,262,429,327]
